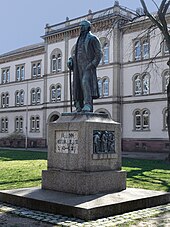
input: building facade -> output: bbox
[0,2,169,152]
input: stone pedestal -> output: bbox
[42,113,126,195]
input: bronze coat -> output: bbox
[72,32,102,102]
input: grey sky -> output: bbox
[0,0,162,54]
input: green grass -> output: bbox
[122,158,170,192]
[0,149,47,190]
[0,149,169,192]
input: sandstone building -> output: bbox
[0,2,169,152]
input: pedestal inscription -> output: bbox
[55,131,78,154]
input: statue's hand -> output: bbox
[67,57,73,70]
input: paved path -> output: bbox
[0,202,170,226]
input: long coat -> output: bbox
[72,32,102,102]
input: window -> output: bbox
[15,116,23,132]
[134,37,149,61]
[16,65,25,81]
[1,117,8,132]
[30,115,40,132]
[50,84,62,102]
[143,74,149,95]
[1,92,9,108]
[99,37,109,65]
[31,88,41,105]
[98,79,102,97]
[32,61,41,78]
[1,68,10,84]
[56,85,61,100]
[162,70,170,93]
[163,39,169,54]
[163,108,168,130]
[15,90,24,106]
[51,49,62,73]
[133,73,150,96]
[134,109,150,131]
[97,77,109,97]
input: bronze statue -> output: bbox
[68,20,102,112]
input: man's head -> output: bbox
[80,20,91,32]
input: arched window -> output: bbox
[15,91,24,105]
[99,37,109,65]
[20,90,24,105]
[103,78,109,97]
[31,89,36,104]
[36,88,41,103]
[32,64,37,77]
[134,110,141,130]
[142,110,149,130]
[6,93,9,107]
[97,77,109,97]
[50,84,62,102]
[36,116,40,131]
[162,70,169,92]
[2,70,6,84]
[51,49,62,73]
[30,115,40,132]
[134,75,142,95]
[37,63,41,76]
[16,67,20,81]
[30,116,35,131]
[21,66,25,80]
[15,117,19,132]
[1,118,5,132]
[134,37,149,61]
[98,79,102,97]
[1,117,8,132]
[134,109,150,131]
[31,88,41,105]
[51,85,56,102]
[52,55,57,72]
[163,108,168,130]
[134,41,141,61]
[133,73,150,96]
[1,93,6,107]
[56,84,61,101]
[16,65,25,81]
[57,54,62,71]
[16,91,20,105]
[142,74,149,95]
[143,39,149,59]
[15,116,23,132]
[5,117,8,132]
[2,93,9,107]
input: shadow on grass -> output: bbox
[0,178,42,186]
[123,158,170,192]
[0,149,47,161]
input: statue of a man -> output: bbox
[68,20,102,112]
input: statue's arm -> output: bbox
[91,37,102,67]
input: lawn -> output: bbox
[0,149,169,192]
[0,149,47,190]
[122,158,170,192]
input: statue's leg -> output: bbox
[81,70,93,112]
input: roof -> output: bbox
[0,42,45,58]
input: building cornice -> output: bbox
[0,44,45,64]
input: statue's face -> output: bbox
[80,21,90,32]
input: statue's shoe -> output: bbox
[82,104,93,112]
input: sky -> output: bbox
[0,0,162,54]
